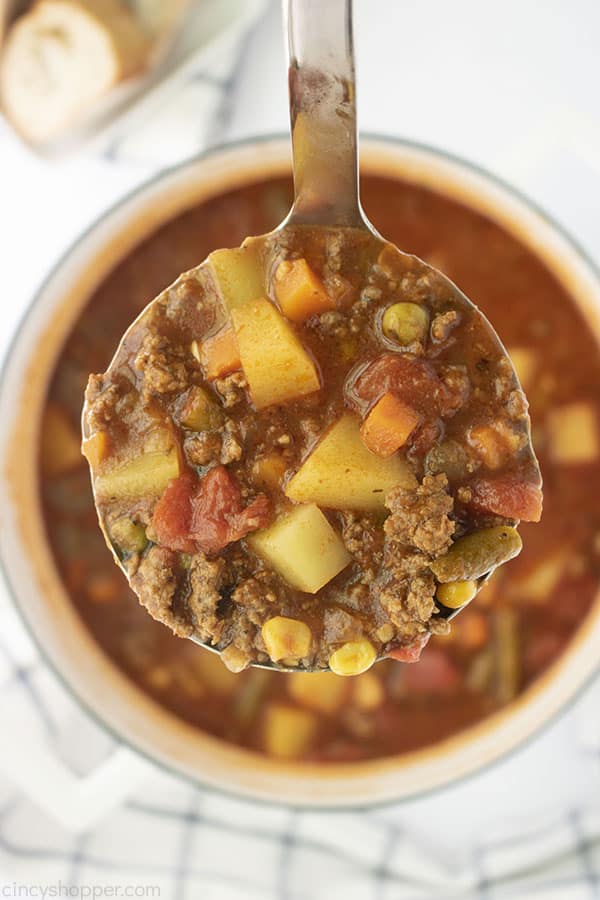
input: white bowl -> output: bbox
[1,136,599,806]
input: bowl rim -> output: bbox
[1,132,600,808]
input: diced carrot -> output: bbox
[82,431,109,470]
[274,258,336,323]
[455,610,490,651]
[359,392,421,457]
[200,326,241,380]
[467,475,543,522]
[469,422,523,470]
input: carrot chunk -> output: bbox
[360,392,421,457]
[82,431,109,470]
[200,326,241,380]
[274,258,335,323]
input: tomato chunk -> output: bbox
[402,647,461,694]
[387,633,430,663]
[467,475,542,522]
[150,472,196,553]
[152,467,272,556]
[352,353,464,418]
[190,465,272,555]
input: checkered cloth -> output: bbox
[3,3,600,897]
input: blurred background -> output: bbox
[1,1,600,897]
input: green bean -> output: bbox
[431,526,522,582]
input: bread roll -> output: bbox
[0,0,150,143]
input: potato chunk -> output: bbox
[95,445,180,499]
[287,671,348,713]
[263,703,318,759]
[285,414,414,511]
[508,346,537,390]
[547,402,599,464]
[232,298,320,409]
[208,244,264,311]
[249,504,351,593]
[41,405,83,476]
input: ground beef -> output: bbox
[214,371,247,408]
[341,513,384,576]
[84,376,121,430]
[184,432,222,467]
[323,607,363,644]
[134,333,189,399]
[431,309,460,342]
[132,546,192,638]
[187,553,227,643]
[385,473,455,557]
[220,422,243,464]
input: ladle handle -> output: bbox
[283,0,365,227]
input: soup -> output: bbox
[39,173,600,762]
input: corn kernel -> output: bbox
[287,671,347,713]
[263,703,318,759]
[436,580,478,609]
[262,616,312,662]
[382,302,429,345]
[329,639,377,676]
[352,672,384,710]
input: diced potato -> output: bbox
[510,552,568,603]
[436,580,478,609]
[252,454,288,491]
[41,405,82,476]
[200,326,241,381]
[193,649,239,695]
[95,445,180,499]
[274,258,335,322]
[285,414,414,511]
[108,517,147,553]
[382,302,429,345]
[360,392,420,457]
[431,526,522,583]
[262,616,312,661]
[179,385,223,431]
[547,402,599,464]
[208,243,264,311]
[249,504,351,593]
[329,639,377,676]
[82,431,109,470]
[508,346,537,390]
[352,672,384,710]
[287,671,347,713]
[232,298,320,409]
[469,422,523,470]
[263,702,318,759]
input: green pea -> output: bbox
[382,302,429,345]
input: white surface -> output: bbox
[1,0,600,888]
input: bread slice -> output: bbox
[0,0,150,143]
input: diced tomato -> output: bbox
[190,465,272,555]
[352,353,462,418]
[152,467,271,556]
[151,472,196,553]
[467,475,543,522]
[402,647,461,694]
[387,633,430,663]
